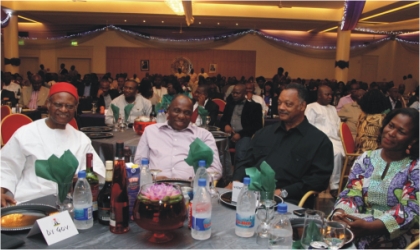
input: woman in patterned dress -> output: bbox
[331,108,419,249]
[355,89,392,154]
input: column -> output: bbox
[334,29,351,83]
[3,13,19,74]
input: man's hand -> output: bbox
[197,94,206,106]
[231,133,241,143]
[225,125,233,134]
[274,189,282,197]
[1,188,16,207]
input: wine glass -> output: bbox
[149,169,162,183]
[91,102,97,114]
[205,115,211,129]
[255,192,276,246]
[112,117,119,132]
[323,221,346,250]
[206,170,219,198]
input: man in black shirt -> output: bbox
[232,83,334,205]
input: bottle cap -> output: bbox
[243,177,250,185]
[198,178,206,187]
[141,158,149,165]
[198,160,206,167]
[78,170,86,178]
[105,161,113,170]
[277,203,287,214]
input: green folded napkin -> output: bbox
[245,161,276,200]
[184,138,214,173]
[35,150,79,203]
[292,240,303,249]
[197,106,209,125]
[110,104,119,122]
[124,103,134,122]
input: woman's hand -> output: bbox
[333,214,387,239]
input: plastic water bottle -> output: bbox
[268,203,293,249]
[235,177,256,237]
[191,178,212,240]
[156,110,166,123]
[139,158,153,188]
[193,160,209,198]
[73,170,93,230]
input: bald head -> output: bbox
[317,85,332,106]
[167,95,193,131]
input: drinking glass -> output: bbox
[206,170,219,198]
[112,117,119,132]
[301,210,325,249]
[255,191,276,246]
[149,169,162,183]
[56,181,74,216]
[323,221,346,250]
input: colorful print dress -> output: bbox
[334,149,419,249]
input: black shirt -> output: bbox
[233,117,334,204]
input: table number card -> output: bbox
[231,181,244,203]
[27,210,79,245]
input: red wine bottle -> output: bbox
[97,161,113,225]
[85,153,99,220]
[109,142,130,234]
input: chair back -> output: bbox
[1,114,33,145]
[340,122,355,154]
[69,118,79,130]
[1,105,12,121]
[212,98,226,113]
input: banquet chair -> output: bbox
[338,122,361,193]
[69,118,79,130]
[406,238,419,250]
[1,114,33,145]
[1,105,12,121]
[212,98,226,113]
[298,190,319,209]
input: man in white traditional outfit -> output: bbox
[105,80,152,125]
[305,85,344,198]
[1,82,105,207]
[152,75,167,103]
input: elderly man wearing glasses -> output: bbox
[1,82,105,207]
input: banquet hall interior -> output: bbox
[1,0,419,214]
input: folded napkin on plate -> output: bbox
[110,104,119,122]
[245,161,277,200]
[35,150,79,203]
[197,106,209,124]
[184,138,213,173]
[124,103,134,122]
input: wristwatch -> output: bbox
[280,189,288,198]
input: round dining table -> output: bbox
[89,128,233,180]
[3,189,313,249]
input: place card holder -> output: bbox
[27,211,79,246]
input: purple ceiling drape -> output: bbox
[341,0,366,31]
[1,8,10,28]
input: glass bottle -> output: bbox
[98,161,113,225]
[109,142,130,234]
[85,153,99,220]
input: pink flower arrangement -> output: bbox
[138,183,181,202]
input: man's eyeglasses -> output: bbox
[52,102,76,110]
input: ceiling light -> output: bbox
[217,22,220,25]
[199,22,201,24]
[124,20,127,22]
[162,21,164,23]
[236,23,238,26]
[165,0,184,15]
[18,15,39,23]
[320,26,338,33]
[143,20,146,23]
[360,2,419,21]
